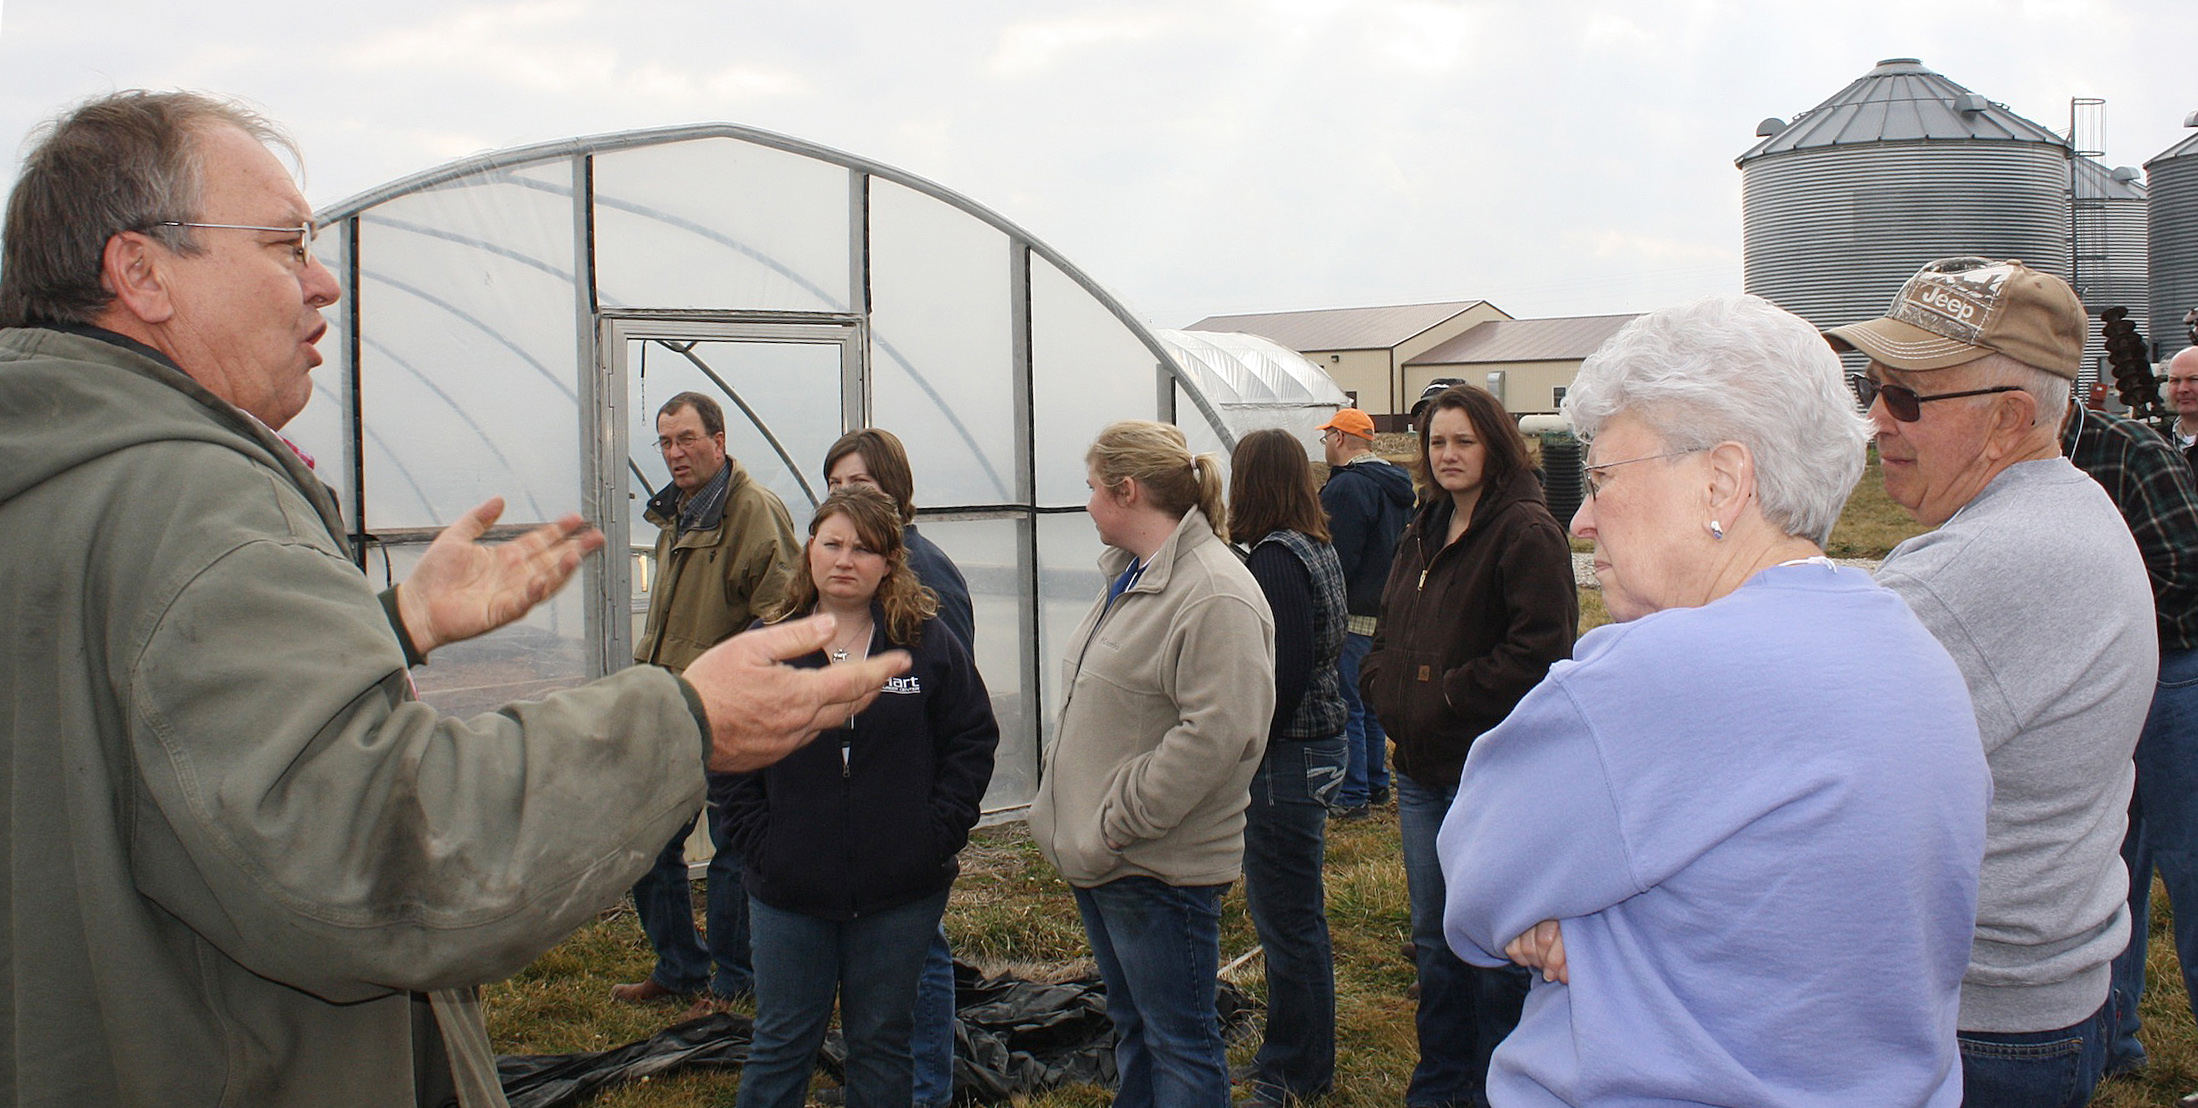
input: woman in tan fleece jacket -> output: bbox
[1029,420,1276,1108]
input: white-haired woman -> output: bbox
[1029,419,1275,1107]
[1436,296,1992,1107]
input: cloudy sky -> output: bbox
[2,0,2192,327]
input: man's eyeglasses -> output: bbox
[146,220,318,269]
[657,432,707,453]
[1582,448,1704,499]
[1850,374,2022,423]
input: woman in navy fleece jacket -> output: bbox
[723,487,997,1108]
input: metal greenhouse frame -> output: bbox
[301,123,1245,816]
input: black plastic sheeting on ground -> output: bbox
[496,961,1256,1108]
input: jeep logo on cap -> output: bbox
[1889,258,2013,344]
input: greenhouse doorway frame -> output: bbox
[591,313,867,677]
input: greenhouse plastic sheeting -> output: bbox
[496,962,1254,1108]
[311,124,1244,817]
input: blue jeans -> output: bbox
[1958,1000,2110,1108]
[2107,645,2198,1072]
[737,890,949,1108]
[1241,737,1347,1101]
[911,926,956,1108]
[1399,775,1528,1108]
[1336,632,1390,808]
[630,772,752,998]
[1072,877,1230,1108]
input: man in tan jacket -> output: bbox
[616,390,798,1018]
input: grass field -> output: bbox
[487,822,2198,1107]
[485,450,2193,1106]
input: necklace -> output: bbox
[828,619,872,663]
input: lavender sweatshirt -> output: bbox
[1441,563,1988,1107]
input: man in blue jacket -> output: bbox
[1318,408,1415,819]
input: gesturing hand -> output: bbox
[1504,918,1569,984]
[682,614,912,773]
[395,497,606,658]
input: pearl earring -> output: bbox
[1708,520,1725,541]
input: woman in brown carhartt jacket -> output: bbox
[1359,384,1575,1107]
[1362,459,1577,791]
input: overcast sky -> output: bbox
[2,0,2192,327]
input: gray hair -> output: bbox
[1961,352,2070,430]
[1563,295,1870,545]
[0,90,296,327]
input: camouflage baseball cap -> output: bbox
[1823,257,2085,379]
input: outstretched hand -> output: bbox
[1504,918,1569,984]
[682,613,912,773]
[395,497,606,658]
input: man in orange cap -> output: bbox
[1317,407,1413,820]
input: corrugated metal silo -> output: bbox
[2072,157,2148,391]
[1737,59,2072,346]
[2149,127,2198,359]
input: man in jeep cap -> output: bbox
[1827,257,2155,1107]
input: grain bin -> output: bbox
[2072,157,2149,386]
[2149,123,2198,359]
[1737,59,2071,347]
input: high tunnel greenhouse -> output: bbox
[291,123,1340,816]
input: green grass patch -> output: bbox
[1826,449,1926,559]
[487,811,2191,1108]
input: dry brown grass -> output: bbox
[1826,449,1927,559]
[489,820,2198,1107]
[484,815,1423,1107]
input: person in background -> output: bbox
[822,427,975,1108]
[2166,346,2198,464]
[617,389,800,1020]
[1440,294,1989,1107]
[725,486,998,1108]
[1228,428,1349,1106]
[1361,384,1575,1108]
[824,428,973,651]
[2058,399,2198,1095]
[1829,257,2155,1107]
[1317,407,1413,820]
[1030,420,1275,1108]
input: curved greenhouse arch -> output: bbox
[300,122,1252,815]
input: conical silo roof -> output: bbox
[2149,128,2198,167]
[1737,58,2074,368]
[1737,58,2066,165]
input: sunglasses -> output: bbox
[1849,374,2022,423]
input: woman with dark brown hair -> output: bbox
[723,486,997,1108]
[821,428,973,652]
[1227,427,1349,1106]
[1362,384,1576,1107]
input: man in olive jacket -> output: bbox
[0,91,901,1108]
[618,390,797,1015]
